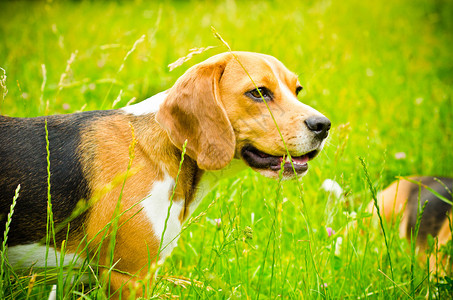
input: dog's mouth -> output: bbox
[240,145,319,174]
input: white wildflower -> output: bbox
[321,179,343,199]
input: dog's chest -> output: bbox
[140,173,184,262]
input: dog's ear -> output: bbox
[156,56,235,170]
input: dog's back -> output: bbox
[0,112,112,245]
[403,177,453,245]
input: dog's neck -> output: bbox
[123,99,247,222]
[137,115,247,222]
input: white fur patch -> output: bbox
[141,173,184,263]
[48,285,57,300]
[7,243,84,270]
[121,91,168,116]
[140,161,246,262]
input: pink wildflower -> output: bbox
[394,152,406,160]
[215,218,221,229]
[326,227,335,237]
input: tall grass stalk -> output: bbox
[359,157,395,294]
[0,184,20,299]
[0,67,7,112]
[257,159,285,299]
[157,139,188,258]
[40,64,46,114]
[56,51,78,96]
[101,35,146,109]
[44,119,59,286]
[410,188,429,298]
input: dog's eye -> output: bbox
[296,86,303,95]
[246,87,273,102]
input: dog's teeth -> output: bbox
[285,156,291,163]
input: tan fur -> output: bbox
[369,178,412,238]
[437,211,452,247]
[374,178,412,222]
[81,115,163,295]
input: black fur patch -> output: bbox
[406,177,453,244]
[0,110,115,246]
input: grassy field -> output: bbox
[1,0,452,299]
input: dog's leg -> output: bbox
[106,269,145,300]
[47,285,57,300]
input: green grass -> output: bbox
[1,0,453,298]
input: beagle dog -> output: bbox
[369,176,452,274]
[0,51,330,298]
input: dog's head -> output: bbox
[156,51,330,179]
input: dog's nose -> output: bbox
[304,116,331,139]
